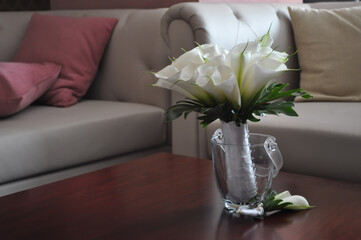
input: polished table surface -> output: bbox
[0,153,360,240]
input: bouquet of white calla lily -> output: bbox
[153,29,311,127]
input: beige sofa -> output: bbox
[162,2,361,182]
[0,9,171,196]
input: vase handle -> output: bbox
[264,136,283,177]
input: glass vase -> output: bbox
[211,121,283,212]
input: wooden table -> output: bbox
[0,153,360,240]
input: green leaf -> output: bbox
[247,114,261,123]
[165,99,238,127]
[197,115,218,128]
[257,83,289,104]
[255,81,313,104]
[166,104,198,121]
[262,189,293,212]
[246,82,269,109]
[258,101,298,117]
[296,90,313,99]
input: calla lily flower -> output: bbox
[275,190,314,210]
[154,44,231,106]
[195,64,241,108]
[228,31,290,108]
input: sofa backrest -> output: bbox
[0,9,171,110]
[161,2,361,91]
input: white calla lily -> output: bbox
[195,64,227,104]
[173,47,205,69]
[275,190,313,210]
[153,79,194,99]
[154,65,180,81]
[228,31,290,108]
[267,50,289,63]
[274,190,291,199]
[240,58,286,106]
[283,195,312,210]
[199,44,229,63]
[173,80,216,106]
[154,44,231,106]
[213,65,241,109]
[195,64,241,108]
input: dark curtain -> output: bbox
[0,0,50,11]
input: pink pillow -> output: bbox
[13,13,118,107]
[0,62,61,117]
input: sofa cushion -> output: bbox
[0,100,166,184]
[289,6,361,102]
[206,102,361,182]
[13,13,118,107]
[0,62,61,117]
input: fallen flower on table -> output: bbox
[262,189,315,212]
[274,190,315,210]
[235,189,315,218]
